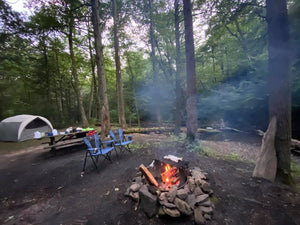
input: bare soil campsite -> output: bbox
[0,130,299,225]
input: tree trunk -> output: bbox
[266,0,292,184]
[174,0,183,133]
[91,0,110,137]
[126,53,141,127]
[68,15,88,127]
[149,0,162,124]
[113,0,127,129]
[183,0,198,141]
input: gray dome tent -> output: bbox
[0,114,53,142]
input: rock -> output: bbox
[194,186,204,196]
[130,183,141,192]
[163,206,181,217]
[204,214,212,221]
[132,176,142,183]
[139,185,158,218]
[188,177,196,192]
[201,183,213,195]
[174,197,193,216]
[124,187,131,196]
[159,192,167,202]
[191,167,206,178]
[166,185,177,203]
[191,167,207,186]
[147,185,157,195]
[158,206,166,216]
[177,188,188,200]
[253,116,277,182]
[159,200,177,208]
[194,207,205,224]
[200,206,213,215]
[186,194,197,209]
[200,199,212,207]
[129,191,139,202]
[196,194,209,204]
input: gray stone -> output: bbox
[130,183,141,192]
[163,206,181,217]
[191,167,207,186]
[158,206,166,216]
[124,187,131,196]
[174,197,193,216]
[194,186,204,196]
[200,199,212,207]
[139,185,158,218]
[166,185,177,203]
[159,200,177,208]
[129,191,139,202]
[191,167,206,179]
[188,177,196,192]
[177,188,188,200]
[132,176,142,183]
[186,194,196,209]
[201,183,213,195]
[253,116,277,182]
[159,192,167,202]
[200,206,213,215]
[204,214,212,221]
[194,207,205,225]
[196,194,209,204]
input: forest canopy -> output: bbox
[0,0,299,136]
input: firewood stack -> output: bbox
[124,162,214,224]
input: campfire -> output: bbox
[125,155,214,224]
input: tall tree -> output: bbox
[266,0,292,184]
[148,0,162,124]
[113,0,126,128]
[91,0,111,137]
[67,3,88,127]
[174,0,183,133]
[183,0,197,141]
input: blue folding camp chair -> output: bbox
[109,129,133,153]
[81,134,114,174]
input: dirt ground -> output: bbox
[0,132,299,225]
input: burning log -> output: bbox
[139,164,159,187]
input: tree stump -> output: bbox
[253,117,277,182]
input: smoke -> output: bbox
[197,73,269,130]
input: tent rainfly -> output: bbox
[0,114,53,142]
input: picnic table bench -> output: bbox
[42,130,93,152]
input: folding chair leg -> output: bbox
[89,152,98,172]
[82,151,89,173]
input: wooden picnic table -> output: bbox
[42,130,93,152]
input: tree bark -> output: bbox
[126,53,141,127]
[68,14,88,127]
[183,0,198,141]
[266,0,292,184]
[174,0,183,133]
[91,0,110,137]
[149,0,162,124]
[113,0,127,129]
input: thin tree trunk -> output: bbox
[266,0,292,184]
[126,53,141,127]
[113,0,127,129]
[91,0,110,137]
[183,0,198,141]
[149,0,162,124]
[87,25,97,120]
[174,0,183,133]
[68,15,88,127]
